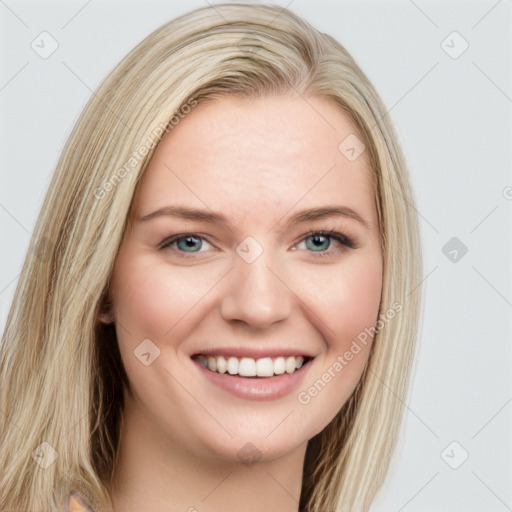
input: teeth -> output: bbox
[256,357,273,377]
[239,357,256,376]
[285,356,296,374]
[227,356,239,375]
[216,355,227,374]
[274,356,285,375]
[196,354,307,377]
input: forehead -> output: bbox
[132,94,376,227]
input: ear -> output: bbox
[97,291,115,325]
[63,490,94,512]
[97,309,115,325]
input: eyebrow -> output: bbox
[137,205,371,231]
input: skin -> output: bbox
[101,93,383,512]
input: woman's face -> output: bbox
[107,93,382,464]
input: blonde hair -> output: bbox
[0,3,422,511]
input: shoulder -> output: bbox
[62,490,95,512]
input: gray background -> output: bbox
[1,1,511,510]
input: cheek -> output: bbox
[334,256,383,341]
[328,258,382,377]
[292,253,382,429]
[110,259,213,383]
[110,256,225,343]
[297,252,382,345]
[112,261,174,341]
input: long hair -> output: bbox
[0,3,422,511]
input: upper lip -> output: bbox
[192,347,315,359]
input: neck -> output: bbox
[107,397,307,512]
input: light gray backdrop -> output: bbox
[1,1,511,510]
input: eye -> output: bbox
[295,230,355,254]
[159,234,214,255]
[158,230,355,258]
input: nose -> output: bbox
[219,250,292,330]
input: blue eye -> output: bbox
[299,230,354,253]
[160,234,212,254]
[305,233,331,252]
[159,230,355,258]
[176,235,203,252]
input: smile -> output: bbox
[193,354,313,378]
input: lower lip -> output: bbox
[192,358,313,401]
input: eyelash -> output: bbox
[158,229,356,258]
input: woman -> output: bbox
[0,3,422,511]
